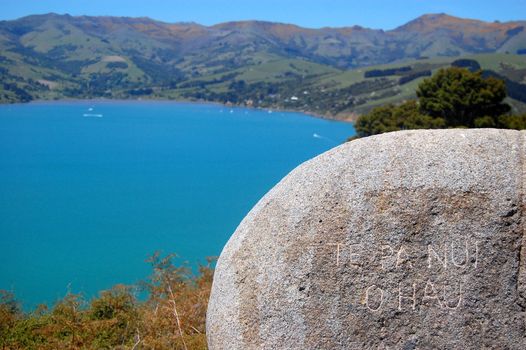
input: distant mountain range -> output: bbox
[1,13,525,117]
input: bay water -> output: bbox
[0,101,355,309]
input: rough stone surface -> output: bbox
[206,129,526,349]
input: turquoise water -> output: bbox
[0,101,355,309]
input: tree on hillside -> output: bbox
[354,67,523,138]
[416,67,510,128]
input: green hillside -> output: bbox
[1,13,525,119]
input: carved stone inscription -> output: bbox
[312,239,480,312]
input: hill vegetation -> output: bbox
[0,253,213,350]
[0,14,525,118]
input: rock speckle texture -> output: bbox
[207,129,526,349]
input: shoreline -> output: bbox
[1,97,356,124]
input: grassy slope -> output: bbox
[1,14,525,115]
[1,29,525,117]
[179,53,526,117]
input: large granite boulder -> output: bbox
[207,129,526,349]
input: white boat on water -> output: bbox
[83,113,103,118]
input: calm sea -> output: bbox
[0,101,355,309]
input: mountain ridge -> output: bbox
[3,12,523,31]
[2,12,524,66]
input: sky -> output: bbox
[1,0,525,29]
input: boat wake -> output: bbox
[313,133,336,144]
